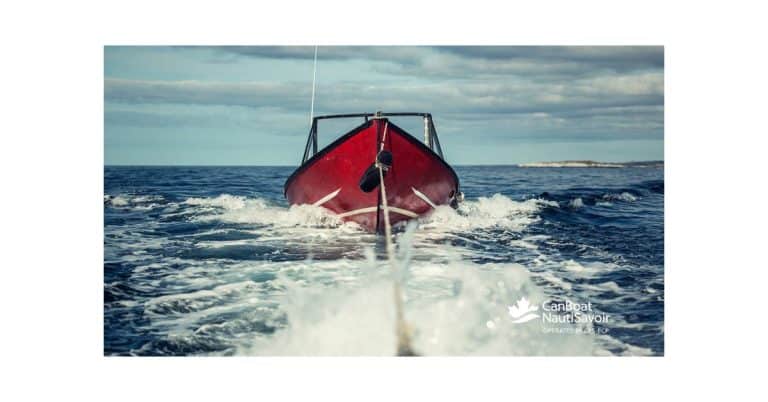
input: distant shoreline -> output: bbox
[517,160,663,168]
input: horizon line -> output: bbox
[104,160,664,167]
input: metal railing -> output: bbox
[300,112,445,164]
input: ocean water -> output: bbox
[104,165,664,356]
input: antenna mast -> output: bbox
[309,45,318,127]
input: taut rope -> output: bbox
[377,121,417,356]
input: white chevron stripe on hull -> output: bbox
[386,206,419,218]
[337,205,419,219]
[411,187,437,209]
[337,206,378,218]
[312,188,341,206]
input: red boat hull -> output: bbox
[284,118,459,232]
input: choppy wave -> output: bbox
[603,192,638,202]
[104,194,167,210]
[420,194,557,232]
[185,194,344,228]
[104,166,664,356]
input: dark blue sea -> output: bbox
[104,166,664,356]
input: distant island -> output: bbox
[517,160,663,168]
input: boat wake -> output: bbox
[185,194,345,228]
[106,188,658,356]
[105,165,663,356]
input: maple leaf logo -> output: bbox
[508,296,540,324]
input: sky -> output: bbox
[104,46,663,165]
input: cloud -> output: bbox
[209,45,662,79]
[437,46,662,67]
[104,103,309,134]
[212,45,427,64]
[105,78,309,110]
[105,70,662,117]
[104,46,664,162]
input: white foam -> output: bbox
[563,259,587,272]
[561,260,617,276]
[145,281,260,317]
[109,191,652,356]
[118,192,555,235]
[185,194,257,210]
[509,239,539,250]
[419,194,557,232]
[536,271,574,291]
[108,195,129,207]
[603,192,637,202]
[132,195,164,203]
[126,217,608,356]
[568,197,584,209]
[185,194,343,228]
[105,194,165,209]
[238,259,598,356]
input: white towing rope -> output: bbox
[377,121,418,356]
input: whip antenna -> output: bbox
[309,45,318,127]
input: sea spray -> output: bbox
[235,219,600,356]
[105,166,664,356]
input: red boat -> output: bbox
[284,112,461,232]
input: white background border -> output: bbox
[2,0,766,400]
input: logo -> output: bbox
[507,296,540,323]
[507,296,612,333]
